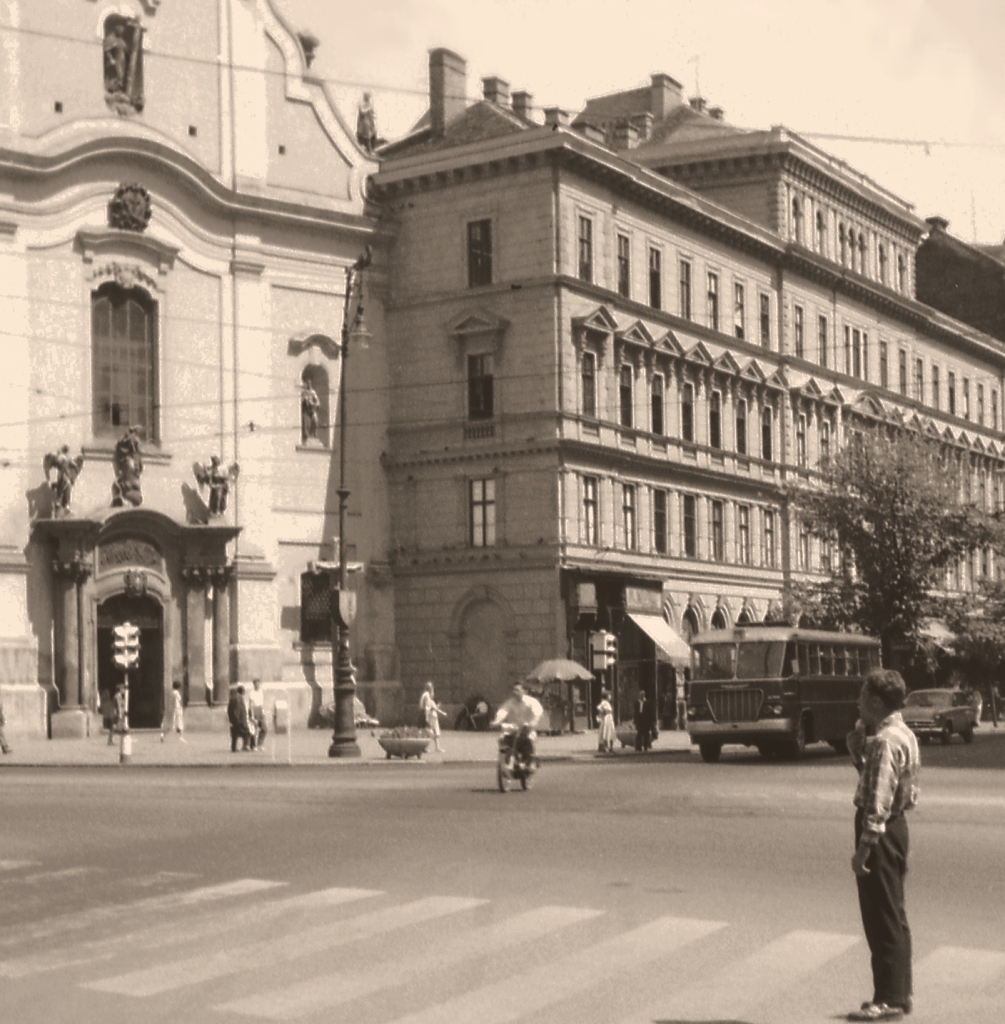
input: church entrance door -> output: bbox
[97,593,164,729]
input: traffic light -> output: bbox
[604,632,617,666]
[112,621,140,671]
[590,631,618,670]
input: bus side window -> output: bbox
[797,644,810,675]
[808,644,820,675]
[834,647,847,676]
[847,647,860,676]
[870,648,882,670]
[820,645,833,675]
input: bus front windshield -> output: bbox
[735,641,787,679]
[693,644,736,680]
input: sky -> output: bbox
[274,0,1005,244]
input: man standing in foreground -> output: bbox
[846,669,920,1023]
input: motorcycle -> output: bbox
[497,725,539,792]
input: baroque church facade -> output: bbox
[0,0,394,739]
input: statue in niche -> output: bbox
[103,16,144,114]
[193,456,240,518]
[300,381,321,443]
[356,92,377,153]
[111,426,144,507]
[43,445,85,517]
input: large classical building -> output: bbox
[373,53,1005,725]
[0,0,393,739]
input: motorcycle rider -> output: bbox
[492,683,544,762]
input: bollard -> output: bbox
[119,730,132,765]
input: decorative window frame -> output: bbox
[79,228,176,457]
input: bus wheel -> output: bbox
[940,723,952,745]
[784,719,807,760]
[699,742,722,763]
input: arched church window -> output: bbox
[300,364,331,446]
[737,607,753,625]
[681,606,700,641]
[710,607,728,629]
[92,282,158,441]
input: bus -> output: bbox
[686,626,882,762]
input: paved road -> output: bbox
[1,745,1003,1024]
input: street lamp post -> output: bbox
[329,247,372,758]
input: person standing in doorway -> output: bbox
[846,669,920,1023]
[676,668,689,730]
[419,681,447,753]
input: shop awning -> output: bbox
[628,614,691,667]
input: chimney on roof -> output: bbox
[511,90,533,121]
[544,107,569,128]
[429,48,467,137]
[630,111,654,141]
[482,76,510,106]
[612,119,640,150]
[708,105,724,121]
[926,215,950,233]
[649,73,684,120]
[689,95,707,113]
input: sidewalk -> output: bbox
[0,725,695,768]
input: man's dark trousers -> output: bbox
[855,809,912,1009]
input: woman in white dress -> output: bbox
[597,690,616,754]
[419,681,447,753]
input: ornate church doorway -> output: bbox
[97,593,164,729]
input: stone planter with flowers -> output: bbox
[377,726,431,759]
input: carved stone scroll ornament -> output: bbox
[108,184,152,233]
[43,445,84,517]
[111,427,144,507]
[193,457,240,518]
[103,16,144,115]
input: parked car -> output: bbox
[902,688,976,744]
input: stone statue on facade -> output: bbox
[43,445,84,517]
[301,381,321,443]
[356,92,377,153]
[103,16,144,114]
[111,426,144,507]
[194,456,240,518]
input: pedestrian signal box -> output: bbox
[112,621,141,671]
[590,630,617,670]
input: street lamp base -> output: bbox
[328,738,362,758]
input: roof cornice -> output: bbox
[0,138,381,238]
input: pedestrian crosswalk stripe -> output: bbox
[215,903,603,1019]
[0,886,381,980]
[85,895,487,997]
[0,860,38,872]
[916,945,1005,989]
[9,867,94,885]
[0,878,285,950]
[620,928,860,1023]
[378,915,726,1024]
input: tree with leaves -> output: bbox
[787,427,1003,666]
[942,581,1003,726]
